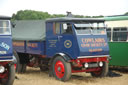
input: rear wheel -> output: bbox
[13,51,26,73]
[91,62,108,77]
[39,65,48,71]
[39,59,49,71]
[21,64,27,73]
[0,64,15,85]
[52,57,71,81]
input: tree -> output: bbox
[124,12,128,15]
[12,10,105,20]
[12,10,51,20]
[92,15,104,18]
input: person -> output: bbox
[65,23,73,34]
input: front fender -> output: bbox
[55,53,71,62]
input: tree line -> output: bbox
[12,10,104,20]
[12,10,128,20]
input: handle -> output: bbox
[58,36,63,41]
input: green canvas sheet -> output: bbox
[12,20,46,41]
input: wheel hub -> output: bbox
[55,60,65,78]
[57,67,61,72]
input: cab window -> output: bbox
[0,20,11,35]
[53,22,60,34]
[61,23,73,34]
[74,22,106,35]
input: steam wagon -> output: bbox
[13,17,110,81]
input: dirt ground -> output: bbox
[14,67,128,85]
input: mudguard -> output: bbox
[54,53,71,62]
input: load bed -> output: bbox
[12,20,46,55]
[12,20,46,41]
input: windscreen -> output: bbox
[74,22,106,35]
[0,20,11,35]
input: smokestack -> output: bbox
[66,11,73,17]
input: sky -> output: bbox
[0,0,128,17]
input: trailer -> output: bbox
[0,16,15,85]
[12,17,110,81]
[105,15,128,67]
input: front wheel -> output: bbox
[52,57,71,81]
[91,62,108,77]
[0,64,15,85]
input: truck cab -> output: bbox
[46,18,109,59]
[46,17,109,80]
[0,16,15,85]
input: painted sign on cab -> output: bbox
[0,42,10,50]
[81,38,107,48]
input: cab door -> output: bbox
[59,23,77,59]
[46,22,61,57]
[46,22,78,59]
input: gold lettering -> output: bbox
[27,43,38,48]
[13,42,24,46]
[89,48,103,52]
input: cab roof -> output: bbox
[104,15,128,21]
[46,17,105,22]
[0,15,11,20]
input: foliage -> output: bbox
[12,10,51,20]
[12,10,104,20]
[51,14,66,18]
[92,15,104,18]
[124,12,128,15]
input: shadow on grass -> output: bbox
[24,67,49,74]
[107,70,122,77]
[71,75,96,82]
[110,67,128,74]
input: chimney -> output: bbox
[66,12,73,17]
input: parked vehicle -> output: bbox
[105,15,128,67]
[12,17,110,81]
[0,16,15,85]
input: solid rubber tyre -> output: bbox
[21,64,27,73]
[13,51,22,73]
[13,51,27,73]
[52,56,71,81]
[91,62,108,77]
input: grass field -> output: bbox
[14,67,128,85]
